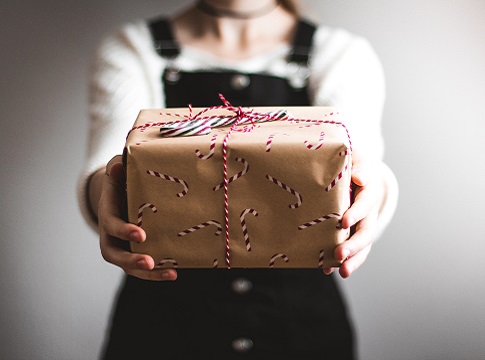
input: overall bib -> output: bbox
[102,19,355,360]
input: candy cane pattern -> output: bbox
[156,258,178,268]
[269,253,289,268]
[265,133,289,152]
[240,209,258,251]
[146,170,189,197]
[137,203,157,227]
[265,175,302,209]
[325,149,350,192]
[177,220,222,237]
[318,250,325,269]
[213,157,249,191]
[325,163,348,192]
[298,213,341,230]
[304,131,325,150]
[195,134,217,160]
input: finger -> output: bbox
[100,213,146,243]
[100,233,152,269]
[100,235,177,281]
[350,152,376,187]
[105,155,123,177]
[108,161,125,186]
[335,208,378,262]
[338,244,372,278]
[129,268,178,282]
[341,182,379,229]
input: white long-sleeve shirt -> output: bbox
[78,19,398,237]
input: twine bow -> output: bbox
[158,95,289,137]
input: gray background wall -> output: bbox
[1,1,484,359]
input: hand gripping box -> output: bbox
[124,106,352,269]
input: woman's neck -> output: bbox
[172,0,296,60]
[196,0,279,19]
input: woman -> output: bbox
[79,0,398,358]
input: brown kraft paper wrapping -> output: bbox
[124,106,352,269]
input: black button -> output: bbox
[231,74,250,90]
[231,277,253,294]
[165,68,181,83]
[231,338,253,353]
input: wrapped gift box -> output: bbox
[124,106,352,269]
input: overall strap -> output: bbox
[148,18,180,58]
[288,19,317,65]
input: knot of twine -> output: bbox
[158,94,289,137]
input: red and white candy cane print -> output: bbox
[265,133,290,152]
[325,150,349,192]
[304,131,325,150]
[298,212,342,230]
[156,258,178,268]
[213,157,249,191]
[137,203,157,227]
[240,208,258,251]
[177,220,223,237]
[269,253,289,268]
[318,250,325,269]
[195,134,217,160]
[265,175,302,209]
[146,170,189,197]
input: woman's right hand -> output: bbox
[97,156,178,281]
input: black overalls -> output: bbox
[102,19,355,360]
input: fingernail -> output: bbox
[344,265,353,278]
[136,259,146,268]
[130,231,141,242]
[161,272,174,281]
[341,249,351,260]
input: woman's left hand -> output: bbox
[324,153,386,278]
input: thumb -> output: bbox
[109,161,125,185]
